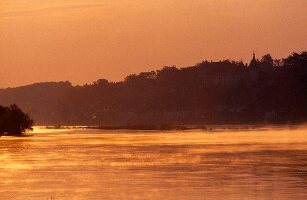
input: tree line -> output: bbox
[0,51,306,126]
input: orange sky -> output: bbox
[0,0,306,88]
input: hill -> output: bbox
[0,52,306,125]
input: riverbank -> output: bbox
[41,124,305,132]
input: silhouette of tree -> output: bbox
[283,52,307,68]
[273,59,283,67]
[94,79,109,86]
[0,104,33,136]
[261,54,274,65]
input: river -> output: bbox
[0,127,306,199]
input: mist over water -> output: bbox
[0,127,306,200]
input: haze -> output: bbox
[0,0,306,88]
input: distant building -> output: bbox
[249,51,275,74]
[249,51,258,68]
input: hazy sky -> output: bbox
[0,0,306,88]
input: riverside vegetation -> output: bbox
[0,104,33,136]
[0,51,306,126]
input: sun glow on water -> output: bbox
[30,126,85,134]
[1,127,307,199]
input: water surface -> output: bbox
[0,127,306,199]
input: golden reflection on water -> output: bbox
[0,127,307,200]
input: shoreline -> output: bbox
[39,124,305,132]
